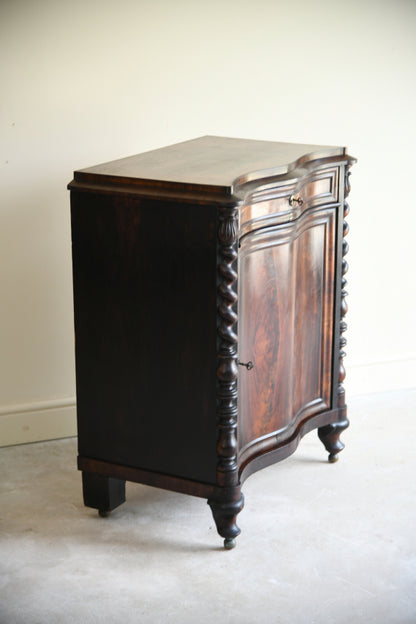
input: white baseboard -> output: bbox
[0,398,77,447]
[347,356,416,397]
[0,357,414,447]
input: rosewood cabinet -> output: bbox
[69,136,356,548]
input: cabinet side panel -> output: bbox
[71,193,217,484]
[238,207,336,465]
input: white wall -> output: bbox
[1,0,415,446]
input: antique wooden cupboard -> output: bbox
[69,136,356,548]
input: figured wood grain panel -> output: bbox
[237,207,336,470]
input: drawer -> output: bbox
[239,166,339,237]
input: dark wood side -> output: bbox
[70,190,218,485]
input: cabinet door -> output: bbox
[238,206,336,473]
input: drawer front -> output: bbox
[239,166,339,237]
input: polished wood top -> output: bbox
[70,136,348,197]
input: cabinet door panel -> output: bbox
[238,207,336,469]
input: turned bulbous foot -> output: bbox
[318,420,349,462]
[208,493,244,548]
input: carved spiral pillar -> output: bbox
[338,165,352,415]
[216,206,239,488]
[208,204,244,549]
[317,162,353,462]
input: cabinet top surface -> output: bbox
[70,136,351,197]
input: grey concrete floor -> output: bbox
[1,389,415,624]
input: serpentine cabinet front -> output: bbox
[237,164,345,480]
[69,136,356,549]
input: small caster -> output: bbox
[98,509,109,518]
[328,453,339,463]
[224,538,236,550]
